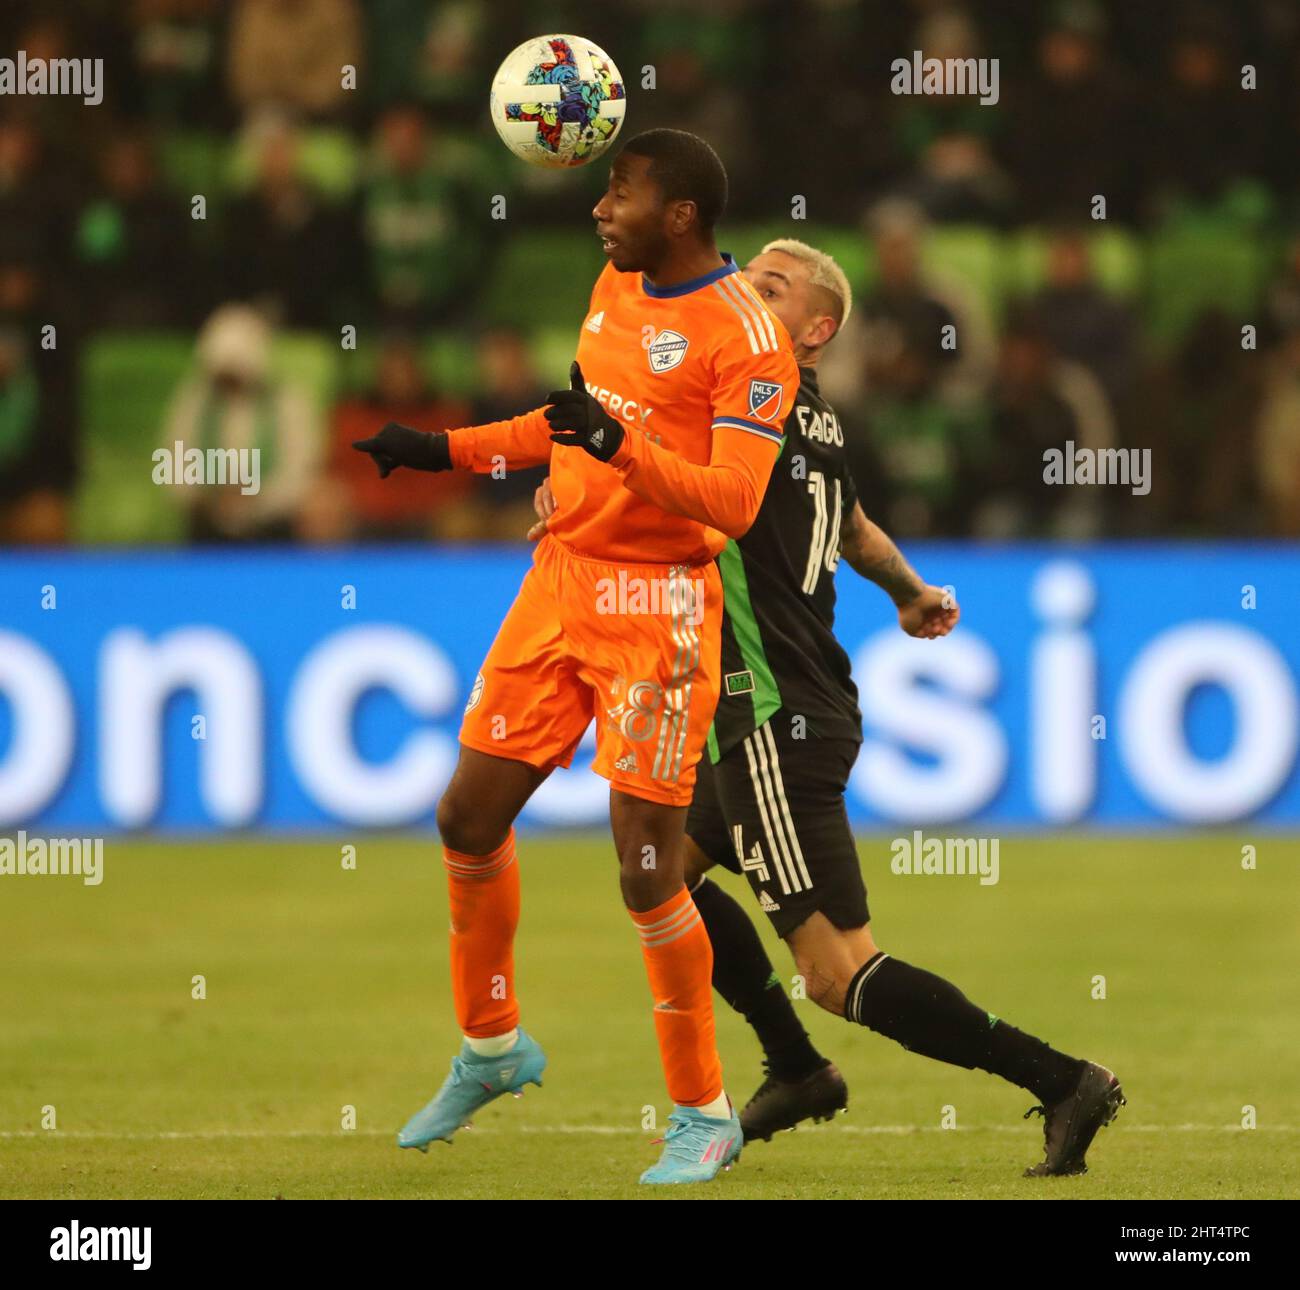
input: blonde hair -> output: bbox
[760,237,853,328]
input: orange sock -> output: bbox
[443,830,520,1038]
[630,886,724,1107]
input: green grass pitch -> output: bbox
[2,834,1296,1199]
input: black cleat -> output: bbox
[1023,1060,1125,1177]
[740,1062,848,1143]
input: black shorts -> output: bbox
[686,717,868,938]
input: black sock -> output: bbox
[845,953,1085,1105]
[691,877,825,1080]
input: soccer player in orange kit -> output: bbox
[353,129,798,1184]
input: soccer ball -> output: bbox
[489,34,627,169]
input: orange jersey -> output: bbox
[448,255,799,563]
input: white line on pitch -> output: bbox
[0,1124,1292,1141]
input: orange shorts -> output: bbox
[460,535,722,806]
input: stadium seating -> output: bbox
[482,230,605,327]
[1003,228,1144,302]
[75,333,340,545]
[71,213,1287,545]
[75,333,192,544]
[1144,221,1275,348]
[158,132,228,207]
[924,226,1004,322]
[424,334,480,398]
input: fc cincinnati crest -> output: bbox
[647,329,689,373]
[465,672,485,713]
[748,379,783,422]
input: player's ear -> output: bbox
[669,197,697,238]
[809,313,838,350]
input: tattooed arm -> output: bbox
[840,501,925,603]
[839,501,959,639]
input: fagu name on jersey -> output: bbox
[793,402,843,446]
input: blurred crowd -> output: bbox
[2,0,1300,545]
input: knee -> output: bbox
[436,790,507,857]
[619,856,676,913]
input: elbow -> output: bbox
[717,484,763,539]
[719,515,755,540]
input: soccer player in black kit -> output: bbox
[535,239,1124,1178]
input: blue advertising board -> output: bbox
[1,544,1296,831]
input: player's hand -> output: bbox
[352,422,452,477]
[527,477,556,542]
[544,362,624,462]
[898,585,959,639]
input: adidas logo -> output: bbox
[759,891,780,912]
[590,427,605,449]
[497,1065,516,1084]
[614,750,638,773]
[585,310,604,334]
[700,1135,736,1164]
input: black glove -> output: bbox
[352,422,452,477]
[544,362,625,463]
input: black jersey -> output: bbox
[707,365,863,762]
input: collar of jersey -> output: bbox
[641,252,737,298]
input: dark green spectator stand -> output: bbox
[73,220,1278,545]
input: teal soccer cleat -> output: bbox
[639,1104,742,1184]
[397,1029,547,1151]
